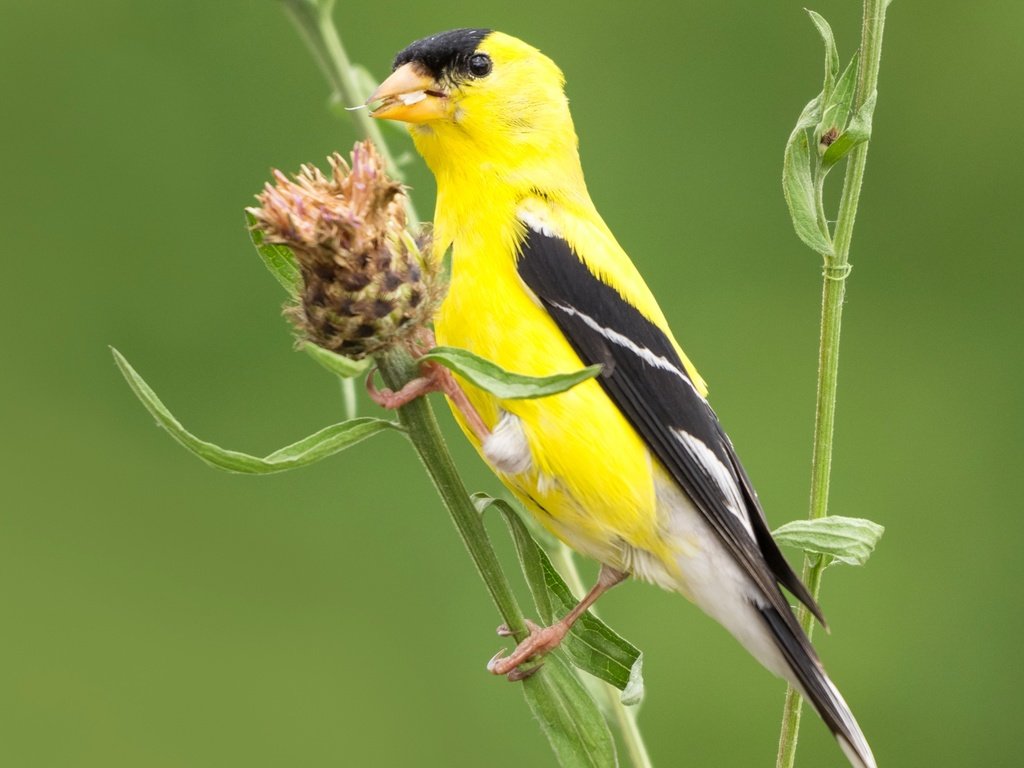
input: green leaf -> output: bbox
[806,10,839,103]
[423,347,601,400]
[300,341,371,378]
[816,53,860,155]
[522,652,618,768]
[112,348,398,474]
[476,495,644,702]
[822,89,876,169]
[782,95,833,256]
[245,211,302,295]
[772,515,885,566]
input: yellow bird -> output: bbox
[368,29,875,768]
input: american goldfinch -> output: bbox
[367,29,875,768]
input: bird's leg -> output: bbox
[365,368,439,407]
[488,564,628,681]
[365,332,490,442]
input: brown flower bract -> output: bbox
[249,140,441,359]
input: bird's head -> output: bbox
[367,29,581,188]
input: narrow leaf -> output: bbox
[301,341,371,378]
[822,89,876,169]
[772,515,885,566]
[782,95,833,256]
[112,348,398,474]
[476,495,644,701]
[423,347,601,400]
[246,211,302,295]
[522,652,618,768]
[806,10,839,103]
[816,53,860,153]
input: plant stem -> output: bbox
[340,378,358,420]
[775,2,890,766]
[279,0,420,225]
[551,543,653,768]
[376,346,527,636]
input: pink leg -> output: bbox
[366,360,490,443]
[488,565,628,681]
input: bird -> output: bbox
[366,28,876,768]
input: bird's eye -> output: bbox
[468,53,492,77]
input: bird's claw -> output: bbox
[487,619,567,681]
[507,661,544,681]
[365,366,438,409]
[487,648,545,681]
[365,360,490,442]
[495,619,541,637]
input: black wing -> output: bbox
[515,223,823,624]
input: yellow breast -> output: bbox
[434,206,671,566]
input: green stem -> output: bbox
[376,347,526,636]
[776,2,889,766]
[279,0,420,226]
[551,544,653,768]
[340,378,357,420]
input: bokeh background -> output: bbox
[4,1,1022,766]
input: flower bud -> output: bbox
[248,140,442,359]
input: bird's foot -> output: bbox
[365,362,445,408]
[487,619,569,682]
[366,359,490,441]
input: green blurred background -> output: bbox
[3,1,1022,766]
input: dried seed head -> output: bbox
[248,140,442,359]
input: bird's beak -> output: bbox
[367,63,448,123]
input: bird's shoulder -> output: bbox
[514,195,708,397]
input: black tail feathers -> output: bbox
[759,606,876,768]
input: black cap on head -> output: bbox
[393,28,491,81]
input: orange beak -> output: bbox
[367,63,449,123]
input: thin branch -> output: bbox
[776,2,891,766]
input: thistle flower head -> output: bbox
[248,140,441,359]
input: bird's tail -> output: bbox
[759,606,877,768]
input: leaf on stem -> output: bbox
[246,211,301,295]
[816,52,859,157]
[423,347,601,400]
[522,652,618,768]
[112,347,398,473]
[301,341,371,378]
[772,515,885,567]
[806,10,839,104]
[782,94,833,256]
[475,495,645,703]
